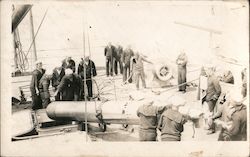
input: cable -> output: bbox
[158,78,199,94]
[13,28,30,71]
[24,8,49,59]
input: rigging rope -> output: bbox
[13,28,30,71]
[24,8,48,59]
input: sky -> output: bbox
[13,1,249,72]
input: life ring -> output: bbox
[154,64,173,81]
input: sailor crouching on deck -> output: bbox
[136,99,166,141]
[54,68,82,101]
[52,66,65,101]
[218,90,247,141]
[157,96,188,141]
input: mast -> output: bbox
[29,8,37,63]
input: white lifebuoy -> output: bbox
[154,64,173,81]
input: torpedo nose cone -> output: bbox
[46,102,56,119]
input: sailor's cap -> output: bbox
[35,60,42,65]
[65,68,73,75]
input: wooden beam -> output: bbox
[174,21,222,34]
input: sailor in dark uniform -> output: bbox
[158,96,189,141]
[30,60,45,110]
[136,99,166,141]
[54,69,82,101]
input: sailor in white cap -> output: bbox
[54,68,82,101]
[77,56,97,100]
[65,68,73,75]
[30,60,45,110]
[222,88,247,141]
[157,95,188,141]
[62,56,76,73]
[136,98,166,141]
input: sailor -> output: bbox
[30,60,45,110]
[220,90,247,141]
[52,65,65,101]
[62,56,76,73]
[122,45,134,82]
[114,44,123,75]
[136,99,166,141]
[104,42,116,77]
[78,56,97,100]
[132,52,152,90]
[39,69,53,108]
[176,51,188,93]
[212,91,233,141]
[54,68,82,101]
[157,96,188,141]
[204,66,221,135]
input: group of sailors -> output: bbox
[104,42,155,90]
[29,41,247,142]
[137,96,189,141]
[104,42,189,92]
[30,56,97,110]
[137,86,247,142]
[104,41,247,142]
[136,64,247,142]
[30,41,152,110]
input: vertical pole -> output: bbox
[83,16,88,142]
[13,31,19,70]
[111,47,117,101]
[29,8,37,63]
[87,24,97,109]
[12,5,19,71]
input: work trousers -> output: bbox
[42,98,51,108]
[206,99,217,131]
[114,59,123,75]
[135,71,146,90]
[82,80,93,99]
[123,63,131,82]
[31,94,43,110]
[54,89,62,101]
[139,129,157,141]
[207,99,217,112]
[178,67,187,91]
[106,57,113,76]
